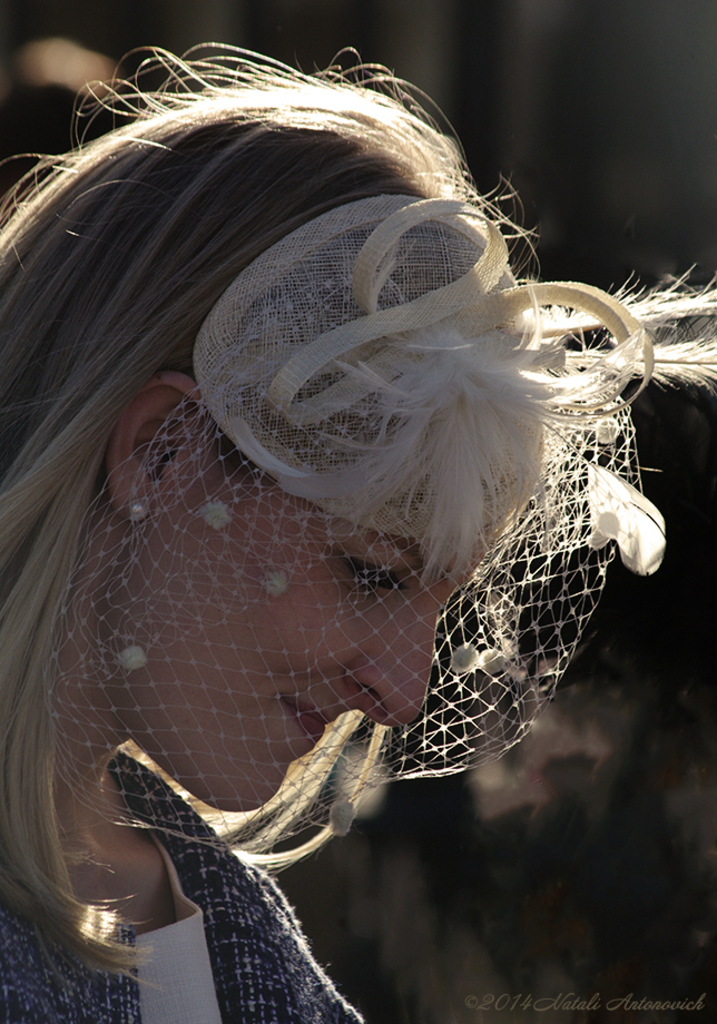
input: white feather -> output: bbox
[325,326,553,577]
[572,281,717,392]
[525,281,717,394]
[634,280,717,390]
[650,334,717,390]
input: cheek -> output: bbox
[335,590,442,673]
[238,573,351,673]
[387,600,441,672]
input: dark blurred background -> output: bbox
[4,0,717,286]
[3,3,717,1022]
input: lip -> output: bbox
[280,697,332,744]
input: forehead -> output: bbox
[325,518,424,566]
[235,479,425,566]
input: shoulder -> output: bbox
[0,900,137,1024]
[115,753,364,1022]
[232,853,367,1023]
[0,902,70,1023]
[166,837,365,1023]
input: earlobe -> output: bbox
[106,371,199,518]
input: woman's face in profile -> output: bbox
[95,465,454,812]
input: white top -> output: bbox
[135,839,223,1024]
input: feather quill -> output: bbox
[633,280,717,390]
[649,333,717,390]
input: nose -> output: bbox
[341,596,441,726]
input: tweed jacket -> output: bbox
[0,755,364,1024]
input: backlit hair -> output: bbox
[0,49,510,969]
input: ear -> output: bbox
[106,371,199,517]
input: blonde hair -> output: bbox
[0,49,513,969]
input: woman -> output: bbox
[0,47,698,1022]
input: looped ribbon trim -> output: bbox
[265,198,654,426]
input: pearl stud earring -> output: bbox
[129,500,148,522]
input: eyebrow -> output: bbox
[369,538,426,575]
[330,537,422,568]
[395,542,425,573]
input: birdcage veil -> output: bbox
[48,185,665,865]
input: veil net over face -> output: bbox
[51,195,660,856]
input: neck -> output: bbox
[56,765,176,934]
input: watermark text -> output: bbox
[464,991,706,1013]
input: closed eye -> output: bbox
[343,556,408,594]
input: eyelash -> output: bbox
[343,557,407,594]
